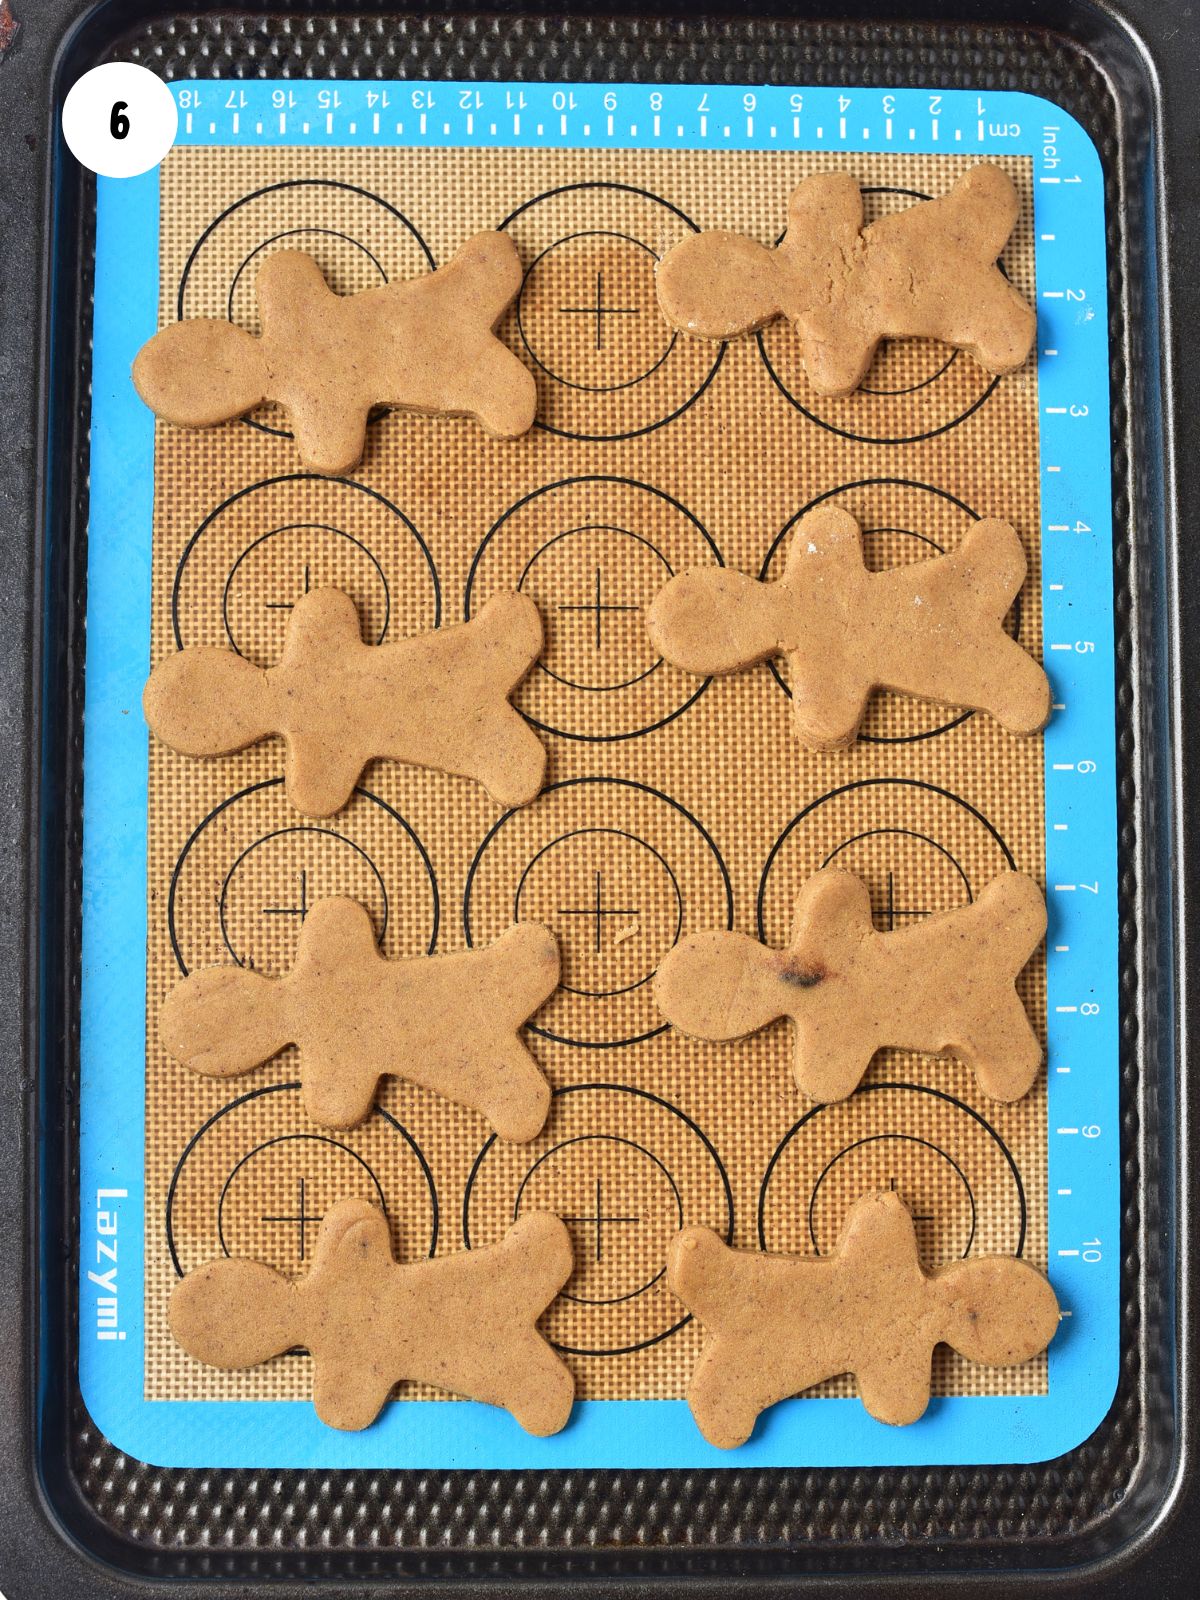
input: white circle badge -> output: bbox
[62,62,178,179]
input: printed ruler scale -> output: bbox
[79,81,1118,1469]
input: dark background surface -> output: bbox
[0,1,1193,1594]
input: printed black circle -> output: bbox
[225,227,390,322]
[462,1082,734,1356]
[166,1080,439,1277]
[757,1081,1028,1261]
[757,776,1016,947]
[465,475,722,742]
[177,178,434,441]
[496,181,724,442]
[464,777,733,1048]
[221,523,391,655]
[514,827,684,999]
[216,824,392,970]
[168,777,438,977]
[516,231,678,394]
[513,1134,683,1304]
[171,471,439,655]
[759,477,1022,744]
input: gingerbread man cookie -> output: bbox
[160,897,558,1139]
[656,164,1035,395]
[653,868,1046,1103]
[171,1199,575,1434]
[132,236,537,473]
[143,587,546,815]
[645,503,1050,747]
[668,1189,1060,1445]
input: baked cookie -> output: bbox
[143,587,546,815]
[160,898,558,1139]
[645,503,1050,747]
[171,1198,575,1435]
[653,868,1046,1103]
[656,164,1035,394]
[668,1189,1060,1445]
[133,236,537,472]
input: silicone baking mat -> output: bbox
[79,83,1118,1470]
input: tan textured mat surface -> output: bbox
[146,145,1044,1405]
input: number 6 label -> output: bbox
[62,62,178,179]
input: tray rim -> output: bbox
[0,0,1192,1593]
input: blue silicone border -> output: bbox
[79,82,1118,1470]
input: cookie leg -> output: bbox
[950,989,1043,1102]
[461,341,539,439]
[795,311,881,397]
[956,629,1051,736]
[497,1333,576,1437]
[456,700,547,808]
[473,1038,552,1143]
[685,1341,766,1449]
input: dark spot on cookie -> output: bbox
[779,961,828,988]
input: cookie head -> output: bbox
[936,1258,1062,1368]
[132,317,268,428]
[656,230,782,340]
[143,646,274,758]
[646,567,783,677]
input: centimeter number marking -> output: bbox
[170,82,1079,171]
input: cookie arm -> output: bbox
[311,1356,398,1432]
[794,310,882,397]
[855,1347,935,1426]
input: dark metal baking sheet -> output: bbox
[0,0,1194,1593]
